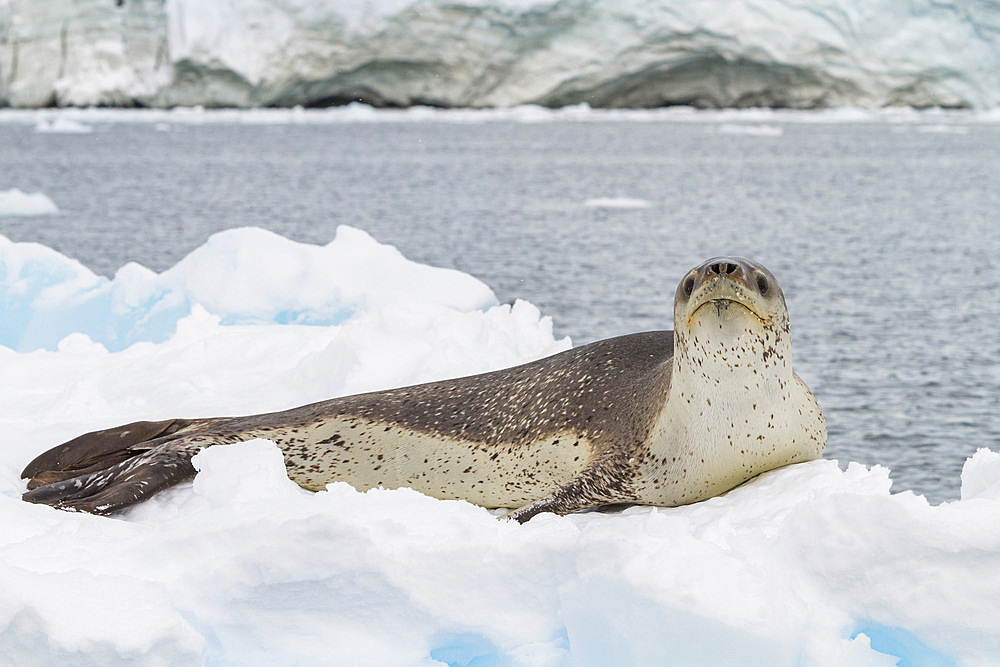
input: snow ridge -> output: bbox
[0,226,496,352]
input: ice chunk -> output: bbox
[718,124,784,136]
[960,448,1000,501]
[0,189,60,216]
[34,118,94,134]
[192,439,305,507]
[583,197,651,209]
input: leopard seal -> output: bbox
[21,257,826,522]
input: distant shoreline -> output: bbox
[2,103,998,125]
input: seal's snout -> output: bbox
[685,256,761,298]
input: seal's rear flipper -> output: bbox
[21,419,198,490]
[22,437,208,515]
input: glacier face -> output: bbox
[1,0,999,109]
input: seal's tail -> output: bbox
[20,419,217,514]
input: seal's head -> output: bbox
[673,257,791,368]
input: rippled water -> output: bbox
[2,111,998,502]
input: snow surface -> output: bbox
[1,227,999,665]
[0,189,60,217]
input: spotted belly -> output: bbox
[262,418,596,509]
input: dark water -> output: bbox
[2,113,999,502]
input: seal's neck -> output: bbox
[670,314,793,394]
[635,318,810,507]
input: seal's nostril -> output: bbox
[708,262,739,275]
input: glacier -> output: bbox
[1,0,999,110]
[1,227,999,665]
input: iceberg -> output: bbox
[0,227,998,665]
[1,0,998,110]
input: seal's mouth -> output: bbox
[689,297,766,325]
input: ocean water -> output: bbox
[1,110,998,503]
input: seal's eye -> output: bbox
[756,274,769,295]
[683,276,695,297]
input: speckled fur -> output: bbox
[21,257,826,522]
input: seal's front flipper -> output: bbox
[506,457,634,524]
[21,419,201,490]
[22,437,210,515]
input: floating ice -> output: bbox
[915,124,970,134]
[2,106,998,127]
[34,118,94,134]
[718,123,784,136]
[583,197,651,209]
[0,189,60,217]
[0,228,997,665]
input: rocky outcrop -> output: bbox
[1,0,998,109]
